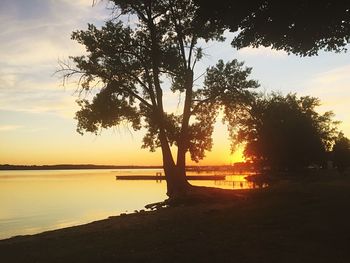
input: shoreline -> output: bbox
[1,175,350,262]
[0,164,253,173]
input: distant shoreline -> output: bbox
[0,164,163,171]
[0,164,240,171]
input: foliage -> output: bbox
[60,0,258,167]
[236,93,339,171]
[195,0,350,56]
[333,133,350,172]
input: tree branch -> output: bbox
[190,95,218,115]
[187,36,196,69]
[143,67,158,108]
[131,4,149,23]
[169,0,188,69]
[118,83,153,109]
[129,72,157,108]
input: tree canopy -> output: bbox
[60,0,258,197]
[236,93,339,171]
[333,133,350,172]
[194,0,350,56]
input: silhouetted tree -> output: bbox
[235,93,339,171]
[195,0,350,56]
[60,0,258,198]
[333,133,350,173]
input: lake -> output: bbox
[0,169,260,239]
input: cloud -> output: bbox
[0,0,110,119]
[0,86,79,118]
[0,125,22,131]
[303,65,350,96]
[300,64,350,136]
[0,3,93,68]
[237,46,288,58]
[0,0,110,71]
[309,65,350,87]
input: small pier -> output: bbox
[115,175,226,180]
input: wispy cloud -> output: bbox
[0,86,79,118]
[300,64,350,134]
[237,46,288,58]
[309,65,350,87]
[0,0,109,119]
[0,125,22,131]
[303,65,350,96]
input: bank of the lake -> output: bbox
[1,173,350,262]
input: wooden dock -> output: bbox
[115,175,226,180]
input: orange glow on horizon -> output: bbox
[0,117,245,166]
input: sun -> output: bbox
[227,147,245,165]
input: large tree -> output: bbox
[195,0,350,56]
[333,133,350,173]
[235,93,339,171]
[60,0,258,198]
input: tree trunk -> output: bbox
[175,148,190,192]
[163,162,190,199]
[159,130,190,198]
[168,69,193,197]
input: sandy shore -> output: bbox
[1,175,350,262]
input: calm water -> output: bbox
[0,169,259,239]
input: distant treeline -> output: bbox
[0,164,162,171]
[0,163,254,172]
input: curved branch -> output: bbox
[190,95,218,115]
[168,0,187,69]
[187,36,196,68]
[120,84,153,109]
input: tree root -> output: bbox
[145,185,252,210]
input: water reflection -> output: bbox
[0,169,265,239]
[0,169,166,239]
[191,175,267,190]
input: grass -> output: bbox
[1,172,350,262]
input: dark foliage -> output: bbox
[195,0,350,56]
[236,93,339,171]
[333,133,350,172]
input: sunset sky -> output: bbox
[1,0,349,166]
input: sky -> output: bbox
[0,0,349,166]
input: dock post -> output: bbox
[155,172,162,182]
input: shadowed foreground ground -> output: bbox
[1,174,350,263]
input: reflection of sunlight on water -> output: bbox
[190,175,268,190]
[0,169,167,239]
[0,169,266,239]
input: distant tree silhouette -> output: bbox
[333,133,350,173]
[195,0,350,56]
[59,0,258,198]
[235,93,339,172]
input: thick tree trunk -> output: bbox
[167,69,193,197]
[162,69,194,198]
[159,130,190,198]
[163,162,190,199]
[175,150,190,192]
